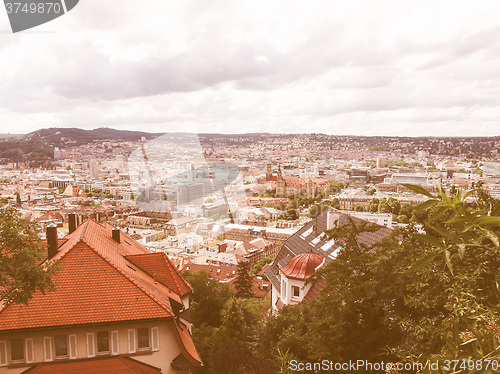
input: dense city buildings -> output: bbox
[0,128,498,372]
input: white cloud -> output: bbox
[1,0,500,136]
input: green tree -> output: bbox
[222,298,246,339]
[257,187,500,370]
[282,208,298,220]
[328,181,345,195]
[393,183,500,368]
[330,197,340,209]
[252,257,273,275]
[368,198,379,212]
[353,204,365,212]
[183,270,232,327]
[0,206,58,304]
[234,261,254,298]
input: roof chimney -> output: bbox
[46,224,58,259]
[112,228,121,243]
[68,213,76,234]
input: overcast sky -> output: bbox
[1,0,500,136]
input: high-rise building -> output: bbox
[89,159,100,180]
[177,183,204,207]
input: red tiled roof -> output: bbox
[181,263,238,283]
[126,252,192,297]
[172,320,202,365]
[22,356,162,374]
[229,276,271,298]
[0,220,184,331]
[279,252,324,280]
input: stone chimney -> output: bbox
[112,227,120,243]
[46,224,58,259]
[68,213,76,234]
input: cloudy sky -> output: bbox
[1,0,500,136]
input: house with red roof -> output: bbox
[266,208,392,312]
[0,214,201,373]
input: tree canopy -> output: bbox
[234,261,254,298]
[0,206,58,304]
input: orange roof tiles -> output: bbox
[172,320,202,366]
[126,252,192,297]
[0,220,191,331]
[22,356,162,374]
[181,263,238,283]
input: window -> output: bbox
[0,341,6,366]
[10,338,24,362]
[55,335,68,357]
[128,330,136,354]
[97,331,110,353]
[43,337,53,362]
[69,335,77,359]
[151,327,159,352]
[137,328,149,349]
[292,286,300,298]
[128,327,159,353]
[25,338,34,363]
[86,333,95,358]
[281,279,286,298]
[111,331,119,355]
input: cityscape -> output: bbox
[1,0,500,372]
[0,127,499,372]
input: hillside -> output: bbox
[0,127,162,163]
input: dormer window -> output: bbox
[292,286,300,298]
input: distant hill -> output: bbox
[26,127,161,146]
[0,127,162,163]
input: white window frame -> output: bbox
[151,327,159,352]
[43,336,53,362]
[111,331,119,355]
[292,285,300,298]
[86,333,95,358]
[128,329,136,354]
[69,334,77,359]
[25,338,34,364]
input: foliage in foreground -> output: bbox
[0,206,58,304]
[187,185,499,373]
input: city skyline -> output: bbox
[2,1,500,136]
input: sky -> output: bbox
[1,0,500,136]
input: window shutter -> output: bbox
[151,327,159,351]
[0,341,7,366]
[69,334,77,359]
[25,338,34,363]
[43,337,53,362]
[128,329,136,353]
[111,331,119,355]
[86,333,95,358]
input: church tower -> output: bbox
[266,163,272,181]
[276,165,285,196]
